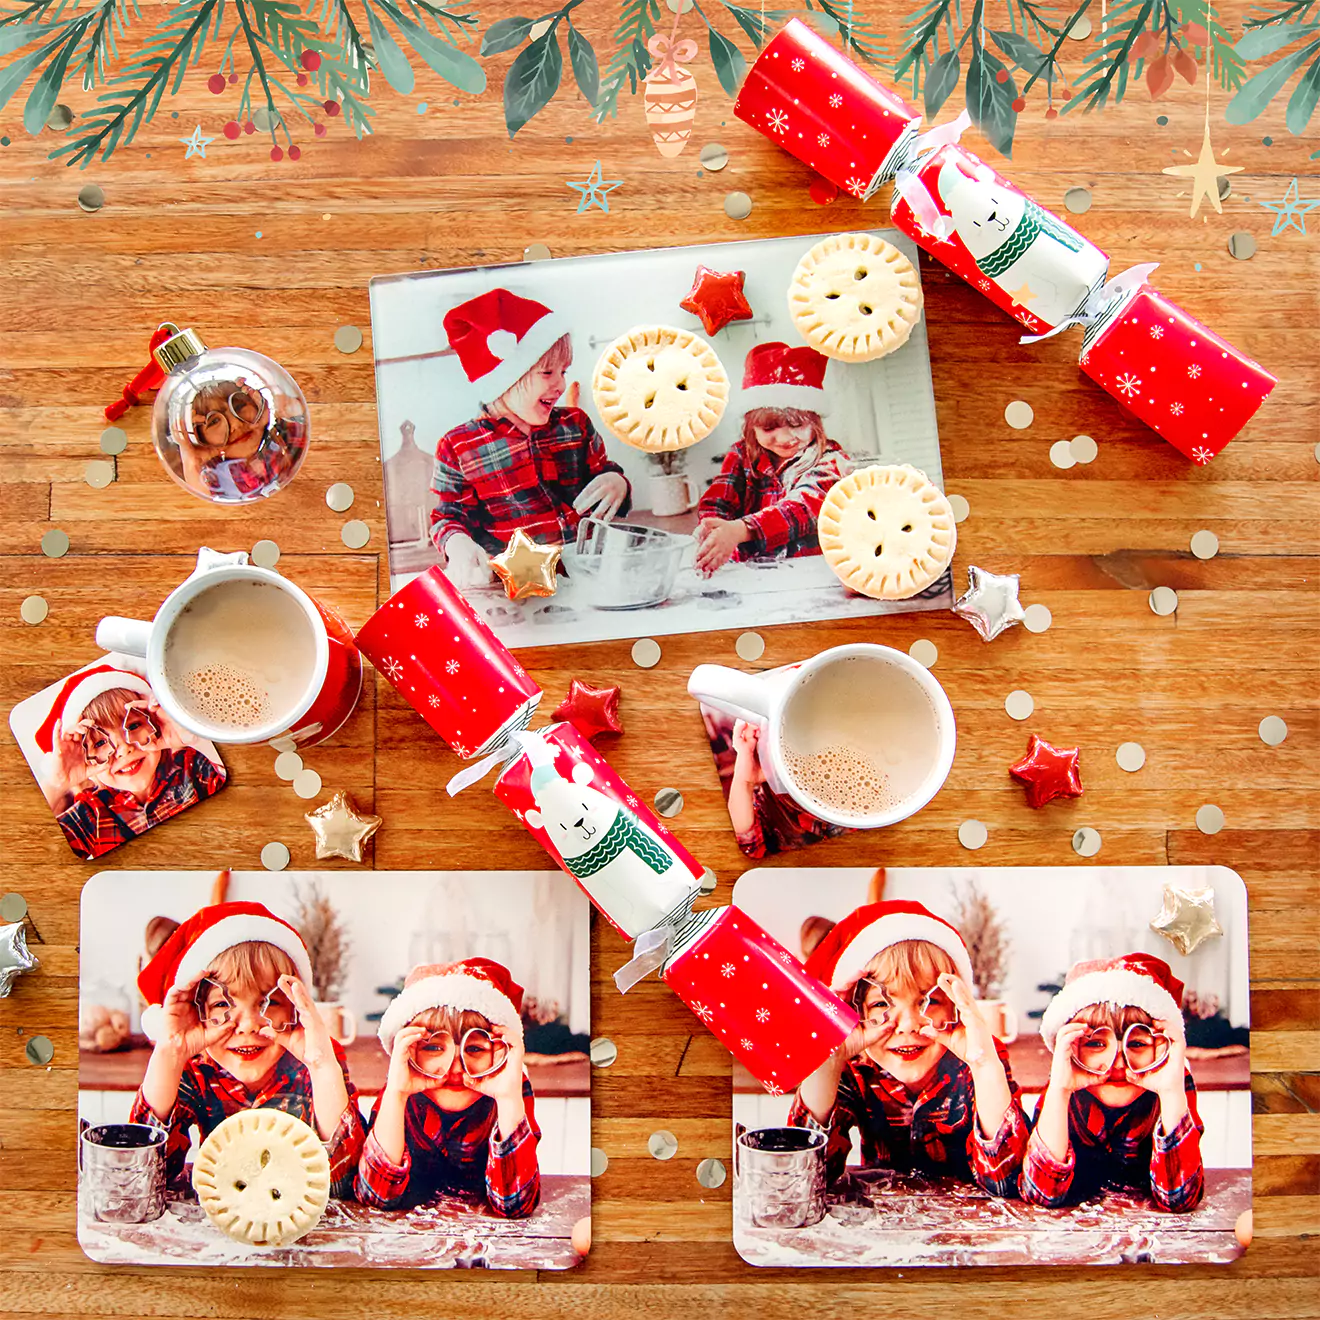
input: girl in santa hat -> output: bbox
[694,342,850,575]
[786,900,1029,1195]
[1021,953,1204,1212]
[355,959,541,1217]
[31,661,226,860]
[130,900,366,1197]
[429,288,631,588]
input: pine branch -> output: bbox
[808,0,887,63]
[1018,0,1090,94]
[592,0,660,121]
[1245,0,1317,24]
[319,0,369,73]
[1064,0,1154,110]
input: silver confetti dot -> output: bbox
[664,0,694,11]
[1004,399,1034,430]
[1195,803,1225,835]
[1063,186,1092,215]
[958,819,988,851]
[253,106,282,132]
[735,631,765,661]
[590,1148,609,1177]
[333,324,363,354]
[699,866,718,894]
[632,637,662,669]
[341,520,370,549]
[100,427,127,455]
[1005,689,1035,721]
[292,768,323,799]
[1050,439,1077,469]
[26,1036,54,1066]
[1116,741,1146,772]
[1258,715,1288,746]
[274,751,304,781]
[523,242,552,262]
[1068,12,1092,37]
[326,482,355,512]
[20,596,48,625]
[1023,603,1052,633]
[1228,231,1256,261]
[41,529,70,558]
[1149,586,1179,616]
[648,1130,679,1160]
[1190,529,1219,560]
[46,103,73,130]
[0,893,27,922]
[948,493,970,523]
[908,638,938,668]
[1070,433,1099,464]
[696,1157,728,1189]
[724,191,753,221]
[589,1036,617,1068]
[251,539,281,568]
[700,142,729,172]
[269,735,299,754]
[261,841,290,871]
[76,184,104,213]
[654,787,684,818]
[84,459,115,489]
[1072,826,1102,857]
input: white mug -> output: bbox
[688,643,956,829]
[648,471,701,517]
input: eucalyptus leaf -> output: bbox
[1226,37,1320,123]
[567,22,599,105]
[0,40,58,117]
[390,8,487,94]
[23,32,75,135]
[988,28,1049,74]
[481,15,534,56]
[965,44,1018,156]
[924,47,960,115]
[504,27,562,136]
[1234,22,1317,62]
[1286,49,1320,134]
[0,22,65,57]
[362,2,415,95]
[708,26,746,98]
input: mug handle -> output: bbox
[999,1005,1018,1044]
[337,1007,357,1046]
[687,665,771,728]
[733,1122,747,1179]
[96,616,153,658]
[682,474,702,511]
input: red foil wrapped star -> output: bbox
[551,679,623,740]
[679,266,754,336]
[1009,734,1083,809]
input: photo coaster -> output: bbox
[77,869,591,1269]
[8,654,228,861]
[729,865,1250,1268]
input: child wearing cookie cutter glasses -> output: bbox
[1021,953,1205,1212]
[354,958,541,1217]
[787,901,1029,1195]
[130,899,366,1197]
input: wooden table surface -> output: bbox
[2,1,1317,1314]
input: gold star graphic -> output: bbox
[304,790,382,862]
[490,528,561,601]
[1162,111,1244,219]
[1007,279,1037,307]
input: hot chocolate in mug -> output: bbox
[95,548,362,748]
[688,642,956,829]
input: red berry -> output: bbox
[301,50,321,71]
[244,120,255,134]
[207,72,226,94]
[228,72,238,85]
[270,145,284,161]
[1045,106,1059,120]
[1011,96,1026,112]
[995,68,1008,84]
[314,122,327,137]
[288,145,301,160]
[223,120,241,139]
[296,72,308,86]
[324,100,340,117]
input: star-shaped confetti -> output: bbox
[1008,734,1083,809]
[1162,111,1243,219]
[551,679,623,740]
[566,161,622,215]
[304,790,382,862]
[679,265,754,336]
[490,528,561,600]
[0,921,38,998]
[951,565,1026,642]
[1259,176,1320,237]
[1007,279,1037,307]
[180,125,214,159]
[1149,883,1224,957]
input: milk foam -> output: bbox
[177,662,273,729]
[782,742,899,818]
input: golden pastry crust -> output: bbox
[818,464,955,600]
[592,325,730,452]
[789,233,924,362]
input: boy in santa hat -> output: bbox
[430,288,631,588]
[694,342,850,575]
[1021,953,1204,1212]
[131,900,366,1197]
[32,661,226,860]
[355,959,541,1217]
[787,900,1029,1194]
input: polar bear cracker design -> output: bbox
[524,760,700,939]
[936,155,1108,329]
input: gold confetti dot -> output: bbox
[274,751,303,780]
[261,841,291,871]
[41,529,70,558]
[0,892,27,922]
[251,539,281,568]
[292,768,323,799]
[1116,741,1146,772]
[1068,13,1092,38]
[699,866,718,894]
[1195,803,1225,835]
[648,1130,679,1160]
[1050,439,1077,469]
[948,493,970,522]
[735,631,765,661]
[908,638,938,668]
[1023,603,1052,633]
[590,1148,609,1176]
[334,325,363,354]
[700,143,729,172]
[84,459,115,489]
[1190,529,1219,559]
[76,184,104,213]
[1227,232,1256,261]
[654,787,684,817]
[1005,689,1035,721]
[341,520,370,549]
[1063,186,1092,214]
[326,482,355,512]
[724,191,753,220]
[958,819,988,850]
[100,427,127,455]
[523,242,552,261]
[631,638,662,669]
[1258,716,1287,746]
[20,596,48,625]
[696,1158,727,1188]
[46,103,73,130]
[26,1036,54,1066]
[1149,586,1179,616]
[1070,434,1099,464]
[1004,399,1034,429]
[1072,826,1102,857]
[589,1036,617,1068]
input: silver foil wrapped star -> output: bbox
[1150,884,1224,957]
[0,921,38,998]
[952,566,1026,642]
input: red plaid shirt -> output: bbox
[735,782,848,859]
[354,1078,540,1218]
[57,746,227,861]
[1019,1070,1205,1212]
[696,439,849,560]
[786,1039,1029,1196]
[128,1040,366,1198]
[430,407,630,555]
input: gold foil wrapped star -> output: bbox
[304,790,382,862]
[490,529,561,601]
[1149,883,1224,957]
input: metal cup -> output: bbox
[79,1122,167,1223]
[735,1125,827,1229]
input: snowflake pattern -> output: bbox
[445,659,460,675]
[767,109,789,135]
[1150,325,1164,339]
[452,742,471,758]
[755,1007,770,1024]
[763,1081,784,1096]
[721,962,736,978]
[1170,402,1184,416]
[1188,364,1202,379]
[1192,447,1215,465]
[829,92,843,108]
[791,57,805,71]
[817,132,829,147]
[691,1001,714,1023]
[427,695,441,709]
[844,176,867,198]
[414,612,430,627]
[778,950,796,965]
[1116,372,1142,399]
[977,277,993,291]
[626,794,640,808]
[741,1038,754,1052]
[382,656,404,682]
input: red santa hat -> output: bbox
[137,901,314,1042]
[805,900,975,998]
[739,341,830,417]
[443,288,569,405]
[1040,953,1185,1048]
[377,957,524,1054]
[33,661,153,755]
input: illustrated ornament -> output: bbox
[551,679,624,741]
[304,790,382,862]
[951,565,1025,642]
[0,922,39,998]
[1009,734,1083,809]
[490,529,562,601]
[643,32,699,158]
[679,266,754,337]
[1149,884,1224,957]
[1162,111,1244,220]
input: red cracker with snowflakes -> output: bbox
[354,565,540,758]
[1079,282,1276,463]
[734,18,920,199]
[662,905,857,1094]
